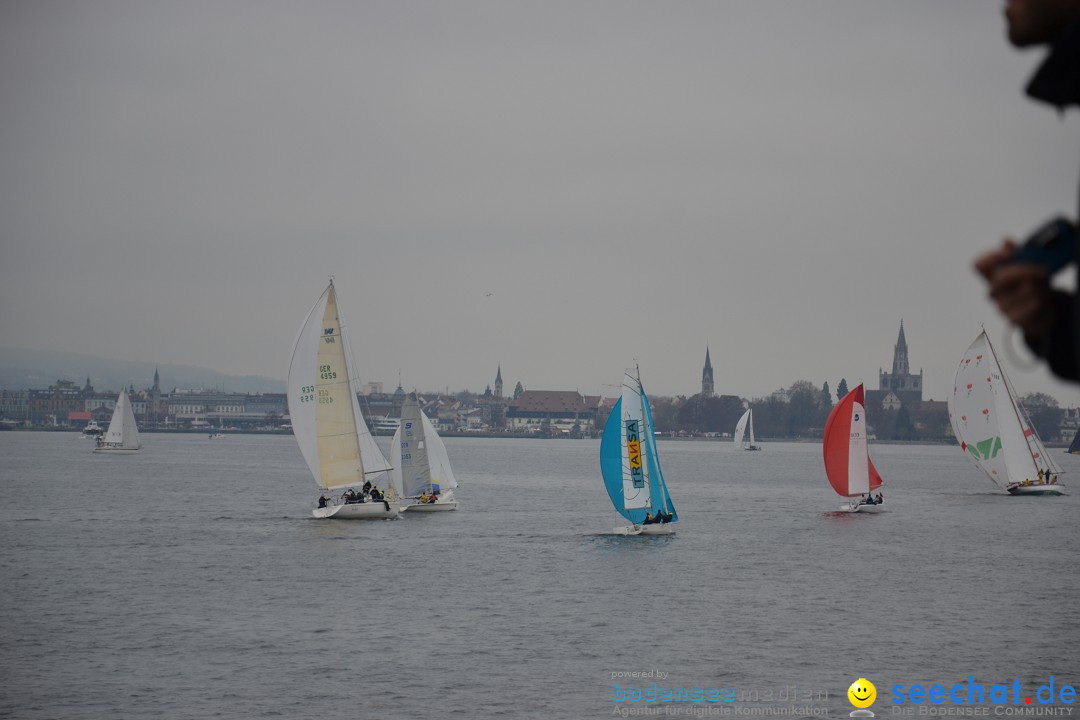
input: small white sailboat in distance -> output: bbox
[600,366,678,535]
[822,383,884,512]
[287,280,400,519]
[389,392,459,512]
[93,388,140,453]
[734,407,761,451]
[949,329,1065,496]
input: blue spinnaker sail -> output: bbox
[601,398,637,523]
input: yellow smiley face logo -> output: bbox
[848,678,876,708]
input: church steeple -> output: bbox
[494,364,503,399]
[892,320,909,377]
[702,346,714,397]
[878,319,922,400]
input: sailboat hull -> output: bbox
[1007,485,1066,496]
[313,502,400,519]
[615,524,676,536]
[402,499,459,512]
[92,446,139,454]
[839,502,883,513]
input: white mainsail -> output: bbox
[846,400,871,496]
[287,281,392,492]
[103,388,140,449]
[620,369,651,511]
[949,330,1059,491]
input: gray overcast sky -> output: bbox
[1,1,1077,405]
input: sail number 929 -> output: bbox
[298,385,334,404]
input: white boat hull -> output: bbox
[403,500,459,512]
[92,446,140,454]
[615,523,676,536]
[1008,484,1066,496]
[402,490,458,512]
[313,501,399,519]
[839,502,882,513]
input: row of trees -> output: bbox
[625,382,1069,443]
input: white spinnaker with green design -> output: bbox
[949,330,1061,491]
[287,281,393,493]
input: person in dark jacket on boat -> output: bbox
[318,495,328,509]
[975,0,1080,384]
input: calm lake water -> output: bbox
[1,432,1078,719]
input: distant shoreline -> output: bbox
[3,425,1071,448]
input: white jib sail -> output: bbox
[734,409,750,449]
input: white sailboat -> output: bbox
[389,392,459,512]
[93,388,141,453]
[949,329,1065,496]
[287,280,400,519]
[733,407,761,451]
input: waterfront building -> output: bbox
[505,390,600,434]
[0,389,30,422]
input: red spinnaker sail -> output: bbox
[823,384,858,497]
[869,457,883,491]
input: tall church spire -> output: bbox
[892,320,909,376]
[494,364,503,399]
[702,346,714,397]
[878,319,922,400]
